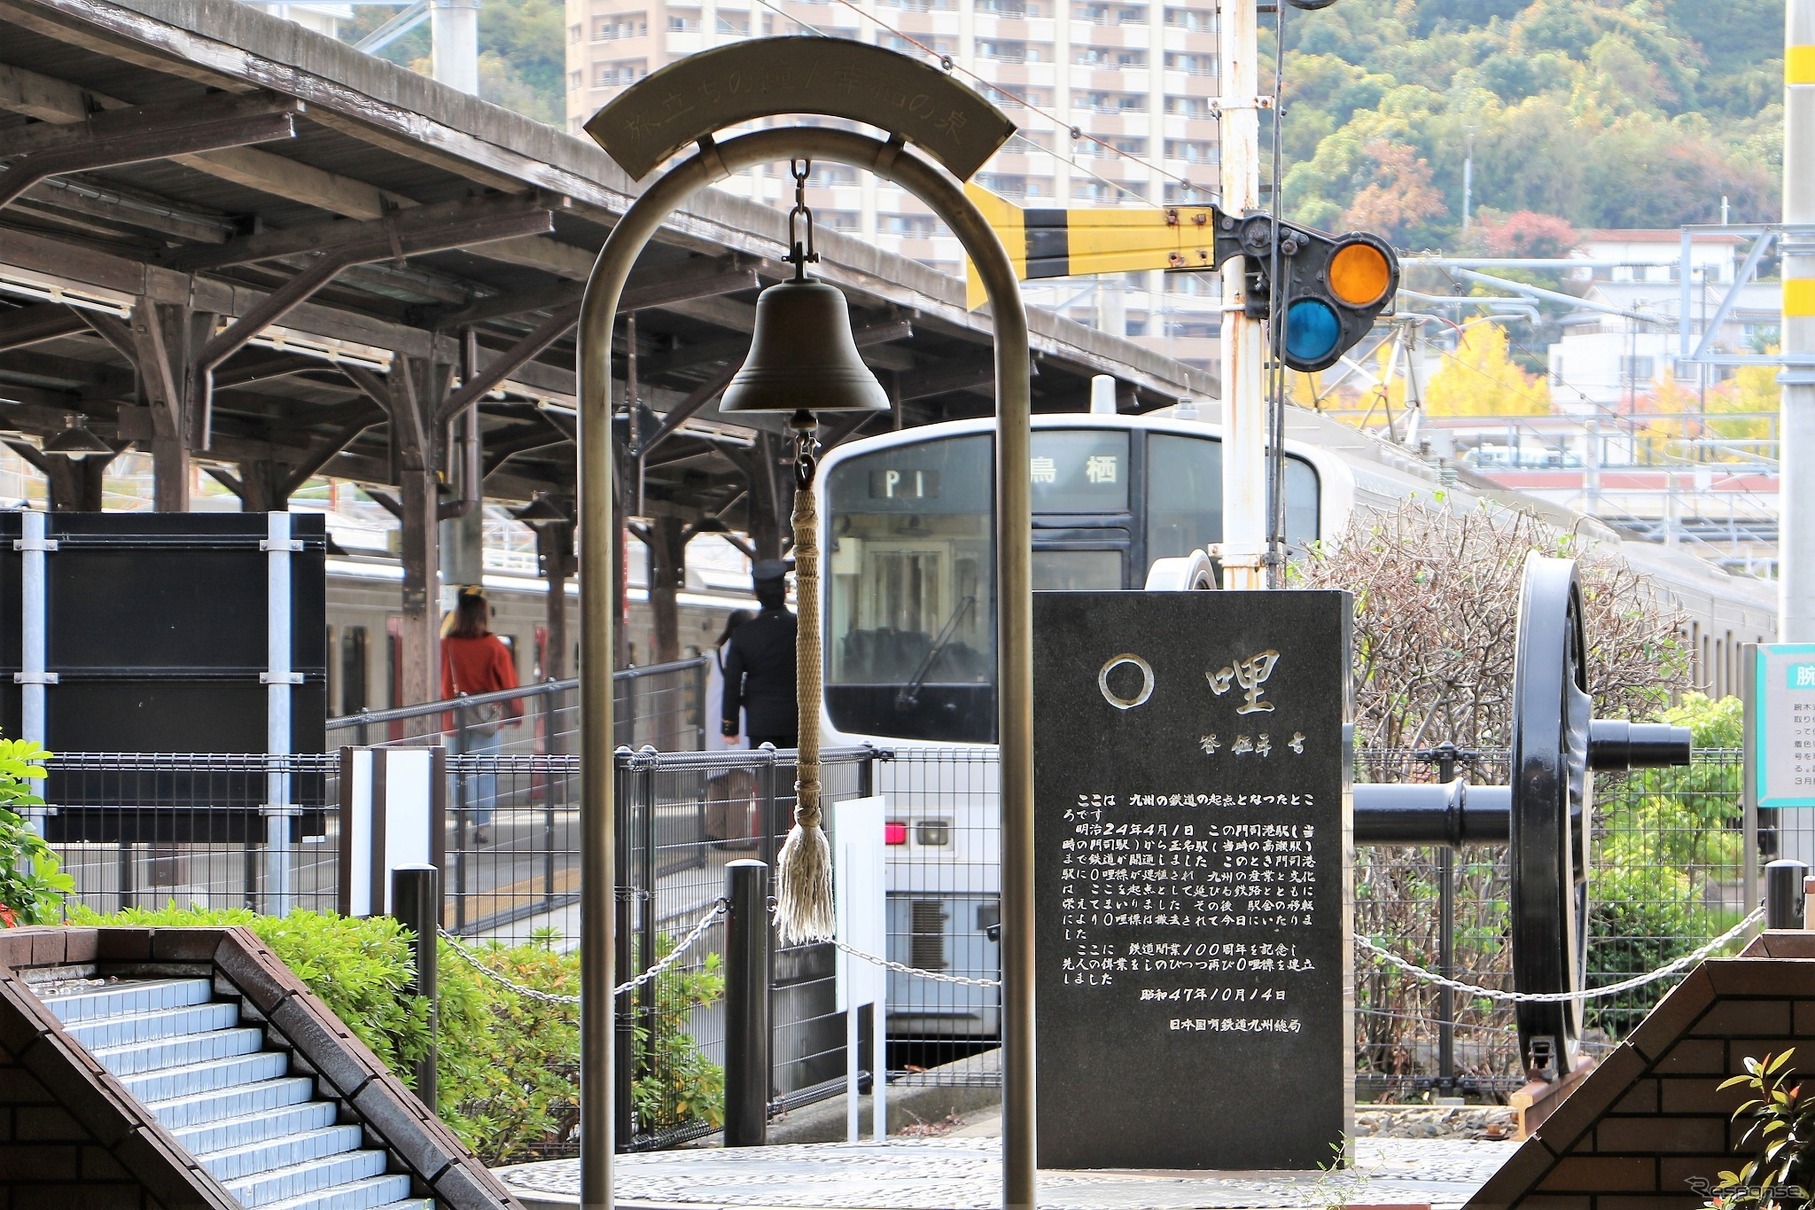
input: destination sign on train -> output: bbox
[869,469,941,500]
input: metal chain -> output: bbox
[832,939,1003,988]
[437,899,730,1005]
[1355,906,1765,1003]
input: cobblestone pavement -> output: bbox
[497,1134,1521,1209]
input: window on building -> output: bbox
[1162,182,1212,204]
[1620,355,1657,382]
[568,69,583,90]
[569,23,582,42]
[979,0,1029,15]
[881,213,938,238]
[1163,5,1214,30]
[975,173,1028,199]
[979,39,1029,61]
[595,13,647,38]
[1116,49,1148,68]
[1073,2,1110,21]
[668,10,699,31]
[1165,139,1216,165]
[1164,51,1212,74]
[1167,95,1212,119]
[821,210,862,231]
[716,12,749,32]
[596,58,648,86]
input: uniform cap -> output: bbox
[753,558,791,585]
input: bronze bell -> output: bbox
[719,277,890,416]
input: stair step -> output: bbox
[64,1000,240,1050]
[257,1174,417,1210]
[170,1100,339,1156]
[197,1123,368,1182]
[226,1151,393,1208]
[93,1025,265,1075]
[39,977,214,1023]
[145,1075,317,1130]
[121,1049,290,1103]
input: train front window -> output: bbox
[825,435,997,743]
[1032,549,1124,590]
[1145,433,1322,568]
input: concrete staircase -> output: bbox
[41,975,431,1210]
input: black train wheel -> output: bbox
[1509,554,1592,1079]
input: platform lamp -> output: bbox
[41,413,112,459]
[718,158,888,943]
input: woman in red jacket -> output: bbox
[441,589,520,843]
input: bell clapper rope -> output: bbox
[772,158,837,945]
[775,415,833,944]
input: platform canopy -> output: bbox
[0,0,1216,524]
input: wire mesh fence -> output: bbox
[325,657,710,756]
[29,738,1768,1144]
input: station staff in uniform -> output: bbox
[720,559,798,748]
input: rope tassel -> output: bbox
[774,428,834,945]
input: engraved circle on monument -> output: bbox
[1033,590,1353,1170]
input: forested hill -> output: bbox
[343,0,1783,253]
[1275,0,1784,253]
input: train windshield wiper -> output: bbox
[894,595,977,712]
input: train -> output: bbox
[812,407,1779,1042]
[321,554,749,721]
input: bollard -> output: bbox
[1765,859,1809,930]
[724,859,771,1147]
[391,865,440,1109]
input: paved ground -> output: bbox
[496,1109,1521,1210]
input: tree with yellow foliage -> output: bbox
[1422,322,1550,417]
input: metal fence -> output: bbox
[611,744,878,1148]
[30,738,1769,1142]
[1352,747,1758,1100]
[325,656,710,755]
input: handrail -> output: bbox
[325,655,710,731]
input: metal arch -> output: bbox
[1509,554,1593,1077]
[576,127,1033,1210]
[583,38,1017,182]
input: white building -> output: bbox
[1547,229,1779,416]
[565,2,1230,370]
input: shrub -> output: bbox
[0,738,75,924]
[73,906,724,1165]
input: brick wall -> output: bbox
[1466,932,1815,1209]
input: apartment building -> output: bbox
[565,0,1229,370]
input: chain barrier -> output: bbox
[437,899,730,1005]
[832,939,1004,987]
[1356,906,1764,1003]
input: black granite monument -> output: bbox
[1033,590,1352,1170]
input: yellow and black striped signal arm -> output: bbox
[963,183,1235,311]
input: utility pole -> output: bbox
[431,0,480,94]
[1783,0,1815,638]
[1218,0,1267,590]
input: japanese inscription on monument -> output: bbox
[1033,591,1352,1170]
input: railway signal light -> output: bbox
[964,186,1398,372]
[1238,218,1398,373]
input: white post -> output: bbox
[1782,0,1815,639]
[431,0,481,95]
[17,510,52,840]
[264,512,297,915]
[1218,0,1267,590]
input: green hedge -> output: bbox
[70,906,718,1165]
